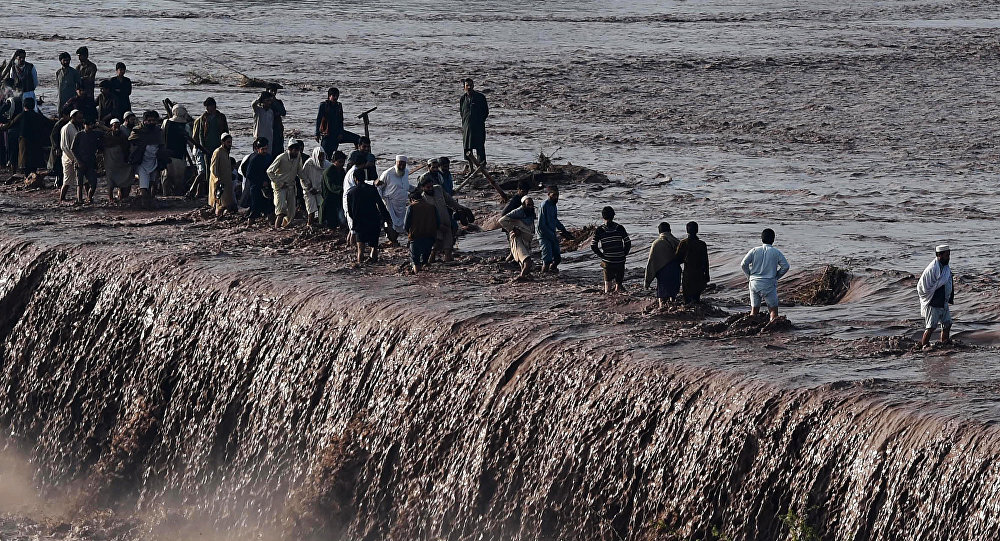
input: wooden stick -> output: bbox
[465,151,508,202]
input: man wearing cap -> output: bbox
[59,109,84,203]
[123,110,138,132]
[3,50,39,104]
[108,62,132,118]
[160,104,190,195]
[740,228,791,322]
[76,47,97,98]
[56,52,82,112]
[103,118,132,201]
[266,139,305,228]
[376,155,412,243]
[917,245,955,349]
[209,133,236,216]
[498,196,537,280]
[193,97,229,190]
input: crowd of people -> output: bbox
[0,48,956,348]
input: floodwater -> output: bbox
[4,0,1000,538]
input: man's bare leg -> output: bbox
[768,307,779,322]
[274,214,284,229]
[920,328,934,348]
[941,324,952,344]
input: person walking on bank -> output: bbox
[591,206,631,294]
[0,98,48,177]
[404,190,439,273]
[315,87,360,156]
[128,110,167,209]
[56,52,82,112]
[420,173,470,263]
[300,146,328,226]
[321,150,346,228]
[676,221,710,303]
[498,196,537,280]
[740,228,790,322]
[644,222,682,307]
[377,155,412,244]
[108,62,132,118]
[460,78,489,170]
[537,185,572,273]
[192,97,229,191]
[72,119,104,204]
[266,139,305,228]
[917,245,954,349]
[76,47,97,98]
[103,118,132,201]
[59,109,83,203]
[241,137,272,225]
[346,168,390,265]
[209,133,236,217]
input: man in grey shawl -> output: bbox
[644,222,682,307]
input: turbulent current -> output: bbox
[4,0,1000,539]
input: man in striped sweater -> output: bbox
[591,206,631,294]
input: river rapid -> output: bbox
[3,0,1000,539]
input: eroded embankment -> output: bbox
[1,236,999,541]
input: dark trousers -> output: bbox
[321,131,361,157]
[409,237,434,265]
[79,166,98,191]
[465,145,486,166]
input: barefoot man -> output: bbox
[917,244,954,349]
[740,228,790,322]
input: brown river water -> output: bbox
[2,0,1000,539]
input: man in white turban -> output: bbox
[376,154,411,244]
[917,244,954,349]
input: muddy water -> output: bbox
[3,0,1000,539]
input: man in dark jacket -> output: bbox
[315,87,361,157]
[241,137,273,225]
[76,46,97,98]
[266,83,286,155]
[675,221,711,303]
[321,150,346,228]
[460,78,489,170]
[404,190,439,273]
[346,167,390,265]
[0,98,49,176]
[72,119,104,203]
[108,62,132,118]
[61,83,98,124]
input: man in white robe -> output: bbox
[376,155,411,244]
[916,244,954,348]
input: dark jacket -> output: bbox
[61,94,98,124]
[404,200,439,240]
[346,182,389,236]
[128,124,168,169]
[460,90,489,149]
[108,76,132,117]
[676,235,710,296]
[315,100,344,137]
[71,129,104,171]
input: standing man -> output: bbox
[300,146,328,226]
[56,52,82,112]
[917,245,954,349]
[591,206,631,294]
[266,139,305,228]
[160,104,190,195]
[403,190,438,273]
[50,111,71,189]
[128,110,166,209]
[59,110,83,203]
[740,228,790,321]
[675,221,710,304]
[76,47,97,98]
[103,118,132,201]
[241,137,273,225]
[252,91,275,154]
[0,98,48,177]
[377,155,412,243]
[346,136,377,181]
[3,50,38,106]
[644,222,682,307]
[71,119,104,204]
[315,87,360,156]
[96,80,119,125]
[438,157,455,195]
[193,97,229,191]
[536,185,572,273]
[321,150,347,228]
[420,174,470,263]
[266,83,286,156]
[460,78,489,171]
[498,196,537,280]
[346,168,390,264]
[108,62,132,118]
[209,133,236,217]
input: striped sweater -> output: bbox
[591,222,631,264]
